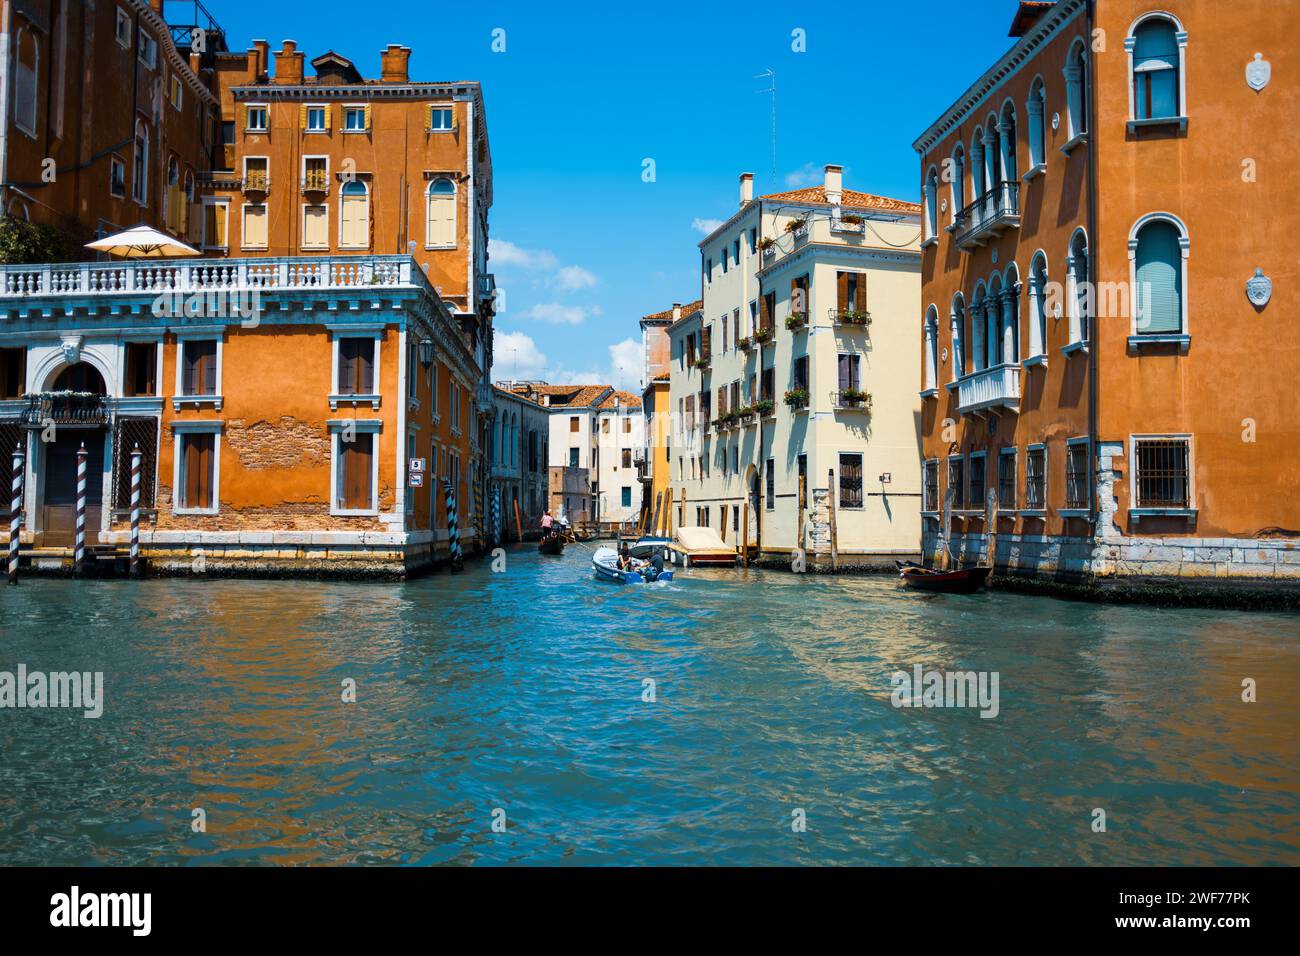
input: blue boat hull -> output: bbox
[592,547,673,584]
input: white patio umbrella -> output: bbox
[84,224,199,259]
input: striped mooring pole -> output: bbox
[8,442,23,585]
[443,478,463,572]
[129,443,143,577]
[74,441,87,575]
[491,485,501,547]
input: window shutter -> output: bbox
[855,275,866,311]
[838,354,850,390]
[202,342,218,395]
[323,105,333,131]
[240,105,247,130]
[337,340,355,393]
[837,272,849,310]
[299,104,307,129]
[363,105,371,130]
[182,344,196,394]
[1135,221,1181,333]
[360,340,375,393]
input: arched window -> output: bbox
[132,120,149,204]
[1064,39,1088,143]
[986,274,1003,369]
[923,306,939,392]
[13,27,38,136]
[339,179,369,249]
[999,101,1018,184]
[52,362,107,394]
[971,132,985,199]
[970,283,987,372]
[426,177,456,247]
[923,167,939,241]
[1026,76,1047,171]
[1001,264,1020,365]
[182,169,196,238]
[950,293,967,380]
[166,155,180,231]
[1028,252,1050,359]
[1066,229,1090,346]
[1131,215,1188,336]
[1129,16,1184,120]
[950,144,966,220]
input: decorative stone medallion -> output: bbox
[1246,53,1271,92]
[60,334,83,365]
[1246,268,1272,307]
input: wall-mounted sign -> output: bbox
[1246,53,1271,92]
[409,458,426,473]
[1246,268,1272,307]
[879,473,892,484]
[408,471,424,488]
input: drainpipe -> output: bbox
[1086,0,1100,530]
[0,0,13,208]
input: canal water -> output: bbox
[1,543,1297,866]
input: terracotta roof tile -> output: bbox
[642,299,703,322]
[598,391,642,410]
[759,186,920,214]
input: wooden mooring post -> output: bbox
[827,468,838,572]
[741,501,750,567]
[797,473,806,566]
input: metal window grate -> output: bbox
[948,458,965,510]
[998,452,1016,509]
[112,417,159,515]
[1135,438,1189,508]
[1066,442,1090,509]
[839,454,863,508]
[0,421,22,518]
[1026,448,1046,510]
[969,456,986,510]
[924,460,939,512]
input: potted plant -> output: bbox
[693,354,711,369]
[737,335,753,351]
[753,326,773,343]
[758,236,776,251]
[841,213,864,225]
[836,309,871,326]
[784,388,809,410]
[754,398,775,417]
[785,217,808,235]
[839,387,869,407]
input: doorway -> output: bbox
[41,430,105,547]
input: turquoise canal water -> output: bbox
[1,543,1297,865]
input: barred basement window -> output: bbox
[948,457,965,510]
[839,454,863,509]
[998,450,1016,509]
[1134,438,1190,508]
[969,455,986,510]
[923,460,939,512]
[1026,447,1046,510]
[1066,441,1090,509]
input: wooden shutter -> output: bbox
[182,342,197,394]
[759,294,769,328]
[701,325,711,356]
[303,204,327,248]
[299,104,308,129]
[240,105,247,130]
[200,341,217,395]
[243,204,267,247]
[325,105,333,131]
[337,339,356,394]
[855,274,866,311]
[363,105,372,130]
[837,272,849,310]
[342,433,373,509]
[184,434,213,509]
[359,339,374,392]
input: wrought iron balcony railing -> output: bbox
[953,181,1021,250]
[300,170,330,193]
[20,392,109,426]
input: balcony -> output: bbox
[20,392,108,426]
[830,308,871,329]
[953,181,1020,251]
[300,170,330,194]
[242,170,270,194]
[831,390,872,412]
[956,363,1021,415]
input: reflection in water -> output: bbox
[0,545,1297,865]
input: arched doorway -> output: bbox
[40,362,108,547]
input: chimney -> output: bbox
[273,40,304,85]
[148,0,164,13]
[190,51,202,75]
[380,45,412,83]
[824,164,843,205]
[253,40,270,79]
[739,172,753,206]
[672,303,682,321]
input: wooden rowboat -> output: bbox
[538,534,565,555]
[896,561,990,594]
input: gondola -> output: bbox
[592,546,673,584]
[896,560,990,594]
[538,533,565,555]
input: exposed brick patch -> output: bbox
[224,417,329,470]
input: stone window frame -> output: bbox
[1061,436,1092,517]
[327,419,382,517]
[1129,432,1197,520]
[239,200,269,252]
[300,201,329,251]
[171,420,223,517]
[200,197,229,252]
[1022,443,1048,517]
[172,332,223,412]
[244,103,269,133]
[327,325,383,411]
[1124,11,1189,132]
[1127,211,1191,352]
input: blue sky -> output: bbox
[208,0,1022,389]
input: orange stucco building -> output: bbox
[915,0,1299,601]
[0,2,497,577]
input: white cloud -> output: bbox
[783,162,821,188]
[692,217,724,235]
[605,338,642,391]
[492,329,549,381]
[555,265,598,291]
[489,239,557,271]
[526,303,589,325]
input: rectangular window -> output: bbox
[245,105,268,132]
[923,459,939,512]
[203,202,229,250]
[306,107,326,132]
[180,340,218,396]
[302,204,328,249]
[837,353,860,391]
[221,121,235,147]
[170,75,183,111]
[1134,437,1190,509]
[0,347,26,399]
[748,228,757,254]
[569,448,579,468]
[602,418,611,434]
[137,29,157,69]
[765,459,774,510]
[109,157,126,198]
[1066,441,1090,509]
[123,343,156,397]
[337,338,376,395]
[722,248,729,274]
[839,453,863,509]
[241,203,268,249]
[115,8,131,47]
[798,454,807,509]
[303,157,328,191]
[621,486,632,508]
[344,106,366,131]
[969,454,986,510]
[621,449,631,468]
[429,107,454,131]
[948,457,966,510]
[733,238,740,265]
[570,416,580,434]
[793,355,809,392]
[337,433,375,511]
[178,433,215,511]
[1025,447,1046,511]
[998,450,1016,510]
[623,417,631,433]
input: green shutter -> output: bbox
[1135,221,1181,333]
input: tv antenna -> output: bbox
[754,69,776,187]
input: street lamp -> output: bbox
[419,339,434,366]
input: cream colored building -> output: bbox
[666,166,923,567]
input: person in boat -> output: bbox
[617,542,633,571]
[643,550,665,582]
[541,510,555,537]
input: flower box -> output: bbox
[783,389,809,410]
